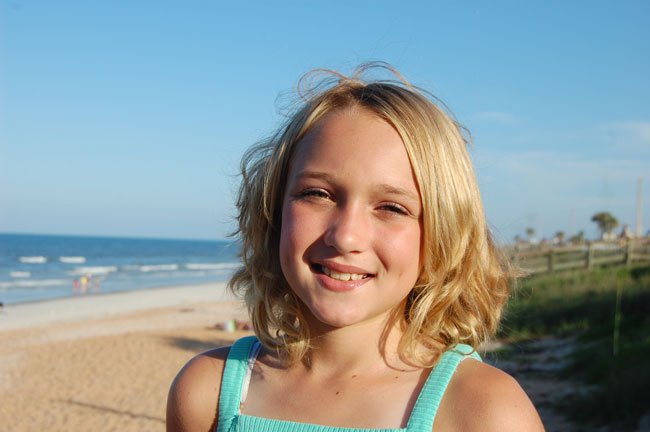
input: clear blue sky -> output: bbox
[1,1,649,242]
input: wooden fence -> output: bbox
[508,237,650,274]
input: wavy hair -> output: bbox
[229,62,511,366]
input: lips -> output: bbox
[312,262,373,289]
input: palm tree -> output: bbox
[555,231,565,245]
[591,212,619,238]
[525,227,535,241]
[569,231,585,245]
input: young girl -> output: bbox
[167,63,545,432]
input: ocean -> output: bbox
[0,233,241,305]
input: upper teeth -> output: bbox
[322,266,366,281]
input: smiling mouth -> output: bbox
[313,264,373,282]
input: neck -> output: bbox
[299,306,413,376]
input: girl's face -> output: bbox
[279,107,422,329]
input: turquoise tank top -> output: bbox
[217,336,481,432]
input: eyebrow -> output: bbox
[375,184,420,203]
[295,171,334,183]
[294,171,420,203]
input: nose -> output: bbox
[323,202,369,254]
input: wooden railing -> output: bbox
[508,237,650,274]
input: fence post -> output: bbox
[586,243,594,269]
[625,238,634,266]
[548,249,555,272]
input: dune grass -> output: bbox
[498,264,650,429]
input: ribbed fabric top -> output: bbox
[216,336,480,432]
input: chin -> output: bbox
[307,305,380,330]
[318,316,359,329]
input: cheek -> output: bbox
[280,200,319,248]
[379,225,422,278]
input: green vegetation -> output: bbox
[526,227,535,240]
[499,265,650,429]
[569,230,585,245]
[591,211,619,237]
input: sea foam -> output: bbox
[59,256,86,264]
[185,262,239,270]
[0,278,69,289]
[68,266,118,276]
[139,264,179,272]
[19,256,47,264]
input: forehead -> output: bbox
[288,107,420,199]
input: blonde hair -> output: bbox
[229,62,510,366]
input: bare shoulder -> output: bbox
[436,359,545,432]
[166,346,231,432]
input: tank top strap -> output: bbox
[406,344,481,431]
[217,336,260,432]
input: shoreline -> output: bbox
[0,281,236,331]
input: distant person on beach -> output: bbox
[73,279,80,294]
[167,63,544,431]
[79,273,89,294]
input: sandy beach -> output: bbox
[0,282,565,431]
[0,282,250,432]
